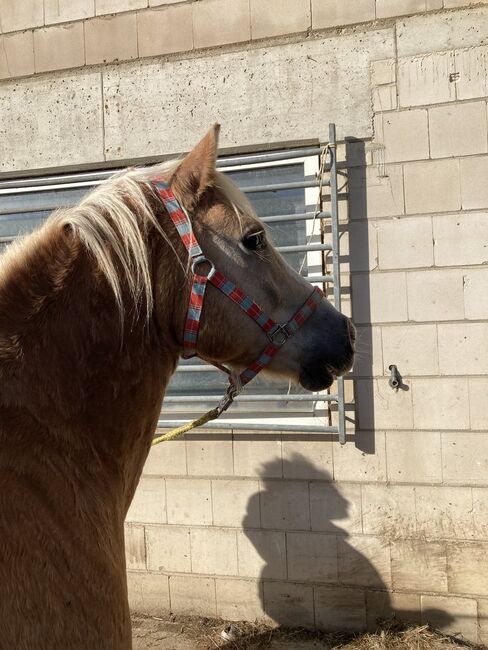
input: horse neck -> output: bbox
[0,220,179,514]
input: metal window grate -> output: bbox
[0,124,346,443]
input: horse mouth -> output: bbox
[299,365,337,391]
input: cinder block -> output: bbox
[260,480,310,530]
[96,0,146,13]
[310,482,362,534]
[352,272,408,324]
[469,378,488,430]
[126,477,166,524]
[415,486,474,540]
[433,212,488,267]
[362,484,416,540]
[404,159,461,215]
[138,5,193,58]
[250,0,310,40]
[371,58,396,86]
[464,268,488,320]
[212,479,259,528]
[456,44,488,101]
[169,575,216,616]
[421,595,478,642]
[355,377,413,430]
[442,432,488,484]
[348,164,405,220]
[413,378,470,431]
[44,0,94,24]
[338,535,391,588]
[448,542,488,596]
[461,155,488,210]
[386,431,442,483]
[186,434,233,477]
[262,581,314,628]
[0,0,43,32]
[333,430,387,482]
[429,101,488,158]
[480,599,488,645]
[473,488,488,540]
[398,52,456,108]
[381,324,438,376]
[406,269,465,322]
[343,222,379,272]
[143,437,186,476]
[233,437,282,477]
[165,478,212,525]
[312,0,374,28]
[281,441,333,479]
[193,0,250,49]
[125,524,146,570]
[373,84,398,112]
[376,0,438,18]
[287,532,337,582]
[377,216,433,270]
[190,528,238,576]
[438,323,488,376]
[396,7,488,58]
[315,587,366,631]
[352,326,383,377]
[127,572,170,615]
[237,530,287,579]
[145,525,191,573]
[374,110,429,163]
[216,578,264,621]
[85,13,137,65]
[366,591,421,629]
[391,540,448,592]
[0,31,34,80]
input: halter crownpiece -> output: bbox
[151,179,323,443]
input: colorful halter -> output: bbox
[152,179,323,440]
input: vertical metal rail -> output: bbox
[328,123,346,444]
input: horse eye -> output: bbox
[243,231,265,251]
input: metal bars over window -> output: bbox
[0,124,346,443]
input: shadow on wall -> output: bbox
[241,453,454,632]
[344,137,375,453]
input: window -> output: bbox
[0,137,344,437]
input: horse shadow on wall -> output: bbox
[238,453,453,636]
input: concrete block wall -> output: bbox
[1,0,488,644]
[0,0,487,80]
[124,8,488,644]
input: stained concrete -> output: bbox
[102,28,394,162]
[397,4,488,57]
[0,70,104,173]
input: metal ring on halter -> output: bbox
[266,323,290,347]
[191,255,216,280]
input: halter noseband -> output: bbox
[153,179,323,425]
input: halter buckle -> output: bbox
[191,255,216,280]
[217,385,238,415]
[266,323,290,346]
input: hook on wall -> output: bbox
[388,365,409,392]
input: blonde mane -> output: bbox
[4,161,256,322]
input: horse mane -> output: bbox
[0,160,257,324]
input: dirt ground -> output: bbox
[131,614,481,650]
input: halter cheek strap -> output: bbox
[151,179,323,441]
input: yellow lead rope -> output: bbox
[152,384,237,445]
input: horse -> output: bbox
[0,124,355,649]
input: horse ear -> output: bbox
[171,124,220,211]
